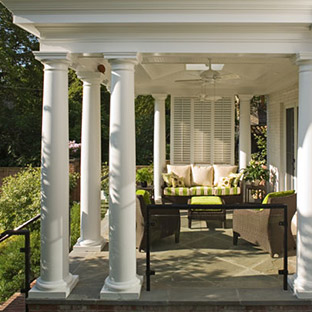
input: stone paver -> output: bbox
[62,212,299,303]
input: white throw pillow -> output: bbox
[213,164,238,186]
[191,164,213,186]
[167,164,191,187]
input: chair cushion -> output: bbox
[262,190,295,204]
[136,189,151,205]
[163,187,191,196]
[191,164,213,186]
[167,164,192,187]
[213,164,238,186]
[190,196,222,212]
[190,186,241,196]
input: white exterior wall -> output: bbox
[267,85,298,191]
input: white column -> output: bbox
[153,94,167,204]
[289,53,312,298]
[101,54,142,300]
[74,71,105,251]
[29,52,78,298]
[239,94,252,170]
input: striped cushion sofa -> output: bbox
[162,164,243,204]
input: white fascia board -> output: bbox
[3,0,312,13]
[11,11,312,25]
[40,38,312,55]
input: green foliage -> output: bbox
[0,167,41,230]
[0,4,43,166]
[101,163,109,198]
[0,230,40,303]
[252,127,267,162]
[0,167,79,230]
[70,202,80,248]
[135,95,154,165]
[243,157,269,182]
[136,165,153,184]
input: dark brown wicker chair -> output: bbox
[187,197,226,229]
[232,193,296,257]
[136,195,180,252]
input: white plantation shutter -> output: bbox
[213,97,233,164]
[193,99,212,163]
[172,97,191,164]
[171,96,234,165]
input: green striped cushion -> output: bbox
[190,186,213,196]
[190,186,240,196]
[163,187,191,196]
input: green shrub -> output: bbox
[0,229,40,303]
[0,166,79,230]
[70,202,80,248]
[101,163,109,197]
[0,166,80,303]
[0,166,41,230]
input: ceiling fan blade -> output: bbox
[175,79,203,83]
[219,73,240,80]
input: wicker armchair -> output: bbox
[232,193,296,257]
[136,195,180,252]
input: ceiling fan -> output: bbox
[175,59,239,84]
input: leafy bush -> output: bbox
[70,202,80,248]
[0,166,40,230]
[0,166,79,230]
[101,163,109,196]
[0,229,40,303]
[0,166,80,303]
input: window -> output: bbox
[171,96,234,164]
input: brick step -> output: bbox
[28,303,312,312]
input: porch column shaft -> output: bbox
[29,52,78,298]
[101,56,142,299]
[290,54,312,298]
[74,72,105,251]
[239,95,252,170]
[153,94,167,204]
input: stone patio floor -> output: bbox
[63,211,304,304]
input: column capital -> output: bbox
[296,52,312,65]
[105,52,141,69]
[238,94,253,102]
[152,94,168,103]
[77,71,103,85]
[33,51,71,66]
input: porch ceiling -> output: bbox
[135,53,298,96]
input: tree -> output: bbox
[0,4,43,166]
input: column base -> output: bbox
[73,236,106,252]
[288,274,312,299]
[154,197,163,204]
[100,275,143,300]
[29,274,79,299]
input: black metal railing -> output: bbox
[0,214,40,312]
[145,203,288,291]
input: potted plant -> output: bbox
[136,166,153,187]
[243,157,269,185]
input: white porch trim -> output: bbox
[29,52,78,299]
[101,55,143,300]
[239,94,252,170]
[153,94,167,204]
[289,53,312,299]
[74,71,105,252]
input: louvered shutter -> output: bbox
[213,97,233,164]
[193,99,212,163]
[172,97,191,164]
[171,96,234,165]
